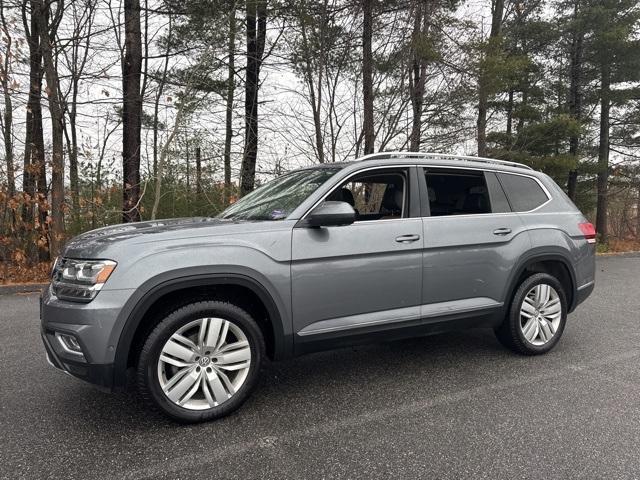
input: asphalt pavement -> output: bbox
[1,255,640,480]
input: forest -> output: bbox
[1,0,639,283]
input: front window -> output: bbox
[327,169,407,221]
[219,167,340,221]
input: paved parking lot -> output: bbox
[1,255,640,479]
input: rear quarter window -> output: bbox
[497,173,549,212]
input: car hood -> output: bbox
[62,217,243,259]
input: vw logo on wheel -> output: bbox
[199,357,211,367]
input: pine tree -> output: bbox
[581,0,640,242]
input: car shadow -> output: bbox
[51,328,512,432]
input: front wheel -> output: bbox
[137,301,264,423]
[495,273,568,355]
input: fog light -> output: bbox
[55,332,84,356]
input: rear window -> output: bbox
[497,173,549,212]
[424,169,491,216]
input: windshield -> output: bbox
[219,167,341,221]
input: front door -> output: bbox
[291,167,423,343]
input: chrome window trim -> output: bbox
[299,163,553,222]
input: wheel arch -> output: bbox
[112,273,290,389]
[505,252,577,314]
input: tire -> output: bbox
[495,272,568,355]
[137,300,264,423]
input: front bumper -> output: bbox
[40,284,136,391]
[41,330,114,391]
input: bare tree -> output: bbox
[151,110,184,220]
[34,0,65,257]
[151,88,200,220]
[0,6,16,197]
[60,0,97,228]
[152,15,172,179]
[21,0,47,233]
[291,0,330,163]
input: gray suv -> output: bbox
[40,152,596,423]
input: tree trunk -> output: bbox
[595,64,610,243]
[151,104,187,220]
[0,9,15,198]
[34,0,65,258]
[195,146,202,195]
[409,2,430,152]
[636,179,640,238]
[152,16,171,181]
[477,0,504,157]
[362,0,374,155]
[477,96,488,157]
[516,89,528,134]
[301,20,325,163]
[240,0,266,196]
[0,6,15,197]
[64,0,93,230]
[185,136,190,194]
[505,89,514,147]
[1,86,14,198]
[122,0,143,222]
[20,1,49,260]
[311,72,325,162]
[224,1,236,203]
[67,96,80,228]
[567,0,583,201]
[21,1,45,224]
[566,169,578,201]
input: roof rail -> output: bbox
[356,151,533,171]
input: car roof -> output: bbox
[294,152,539,177]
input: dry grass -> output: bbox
[601,238,640,254]
[0,262,51,285]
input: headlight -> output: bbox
[52,258,117,302]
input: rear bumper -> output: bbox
[572,280,595,311]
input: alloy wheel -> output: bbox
[519,283,562,346]
[157,318,252,410]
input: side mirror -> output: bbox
[304,201,356,227]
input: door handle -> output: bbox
[395,234,421,243]
[493,228,512,236]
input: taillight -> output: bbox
[578,222,596,244]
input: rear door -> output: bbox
[420,168,530,315]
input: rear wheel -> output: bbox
[495,273,567,355]
[137,301,264,423]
